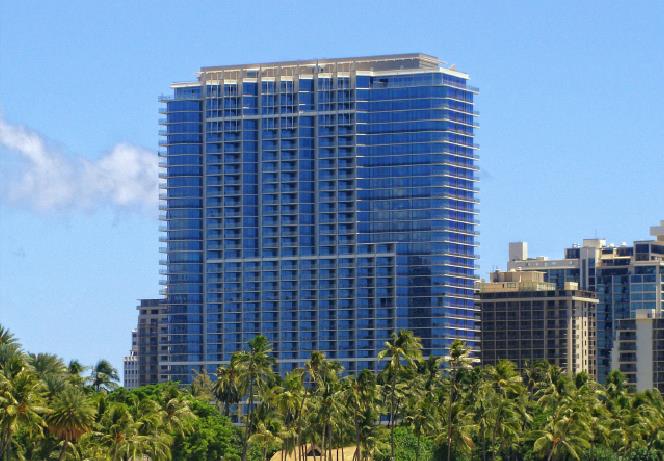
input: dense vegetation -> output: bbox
[1,324,663,460]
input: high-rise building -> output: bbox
[507,220,664,382]
[612,309,664,393]
[159,53,480,382]
[479,270,597,376]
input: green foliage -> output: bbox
[375,426,433,461]
[3,322,664,461]
[583,445,620,461]
[623,447,660,461]
[172,398,240,461]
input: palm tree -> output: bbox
[87,360,119,392]
[29,352,67,379]
[66,360,87,387]
[46,385,96,461]
[163,396,196,436]
[484,361,529,459]
[234,335,276,461]
[377,330,422,461]
[532,396,592,461]
[87,400,171,461]
[274,369,305,461]
[214,362,243,417]
[191,369,214,401]
[0,368,46,461]
[343,370,380,461]
[0,325,18,348]
[441,339,473,461]
[249,421,283,461]
[406,355,442,461]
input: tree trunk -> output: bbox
[355,420,362,461]
[415,432,421,461]
[546,443,557,461]
[242,379,255,461]
[58,440,68,461]
[446,382,456,461]
[389,374,396,461]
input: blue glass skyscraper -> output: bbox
[159,54,479,383]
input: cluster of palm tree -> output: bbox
[0,325,198,461]
[3,322,664,461]
[209,331,664,461]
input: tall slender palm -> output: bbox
[314,358,343,460]
[407,355,442,461]
[377,330,422,461]
[442,339,473,461]
[87,360,119,392]
[234,335,276,461]
[274,369,305,461]
[213,362,243,416]
[484,360,528,459]
[46,385,96,461]
[343,369,380,461]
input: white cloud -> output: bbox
[0,115,159,212]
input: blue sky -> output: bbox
[1,0,663,376]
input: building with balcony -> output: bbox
[507,220,664,382]
[612,309,664,393]
[159,53,480,382]
[480,270,597,377]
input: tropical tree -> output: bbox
[440,339,473,461]
[163,396,196,436]
[214,361,243,417]
[532,382,593,461]
[87,360,120,392]
[0,367,46,461]
[343,369,381,461]
[0,325,17,347]
[46,385,96,461]
[377,330,422,461]
[483,360,528,459]
[234,335,276,461]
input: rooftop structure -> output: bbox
[507,220,664,382]
[480,270,597,377]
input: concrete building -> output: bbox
[123,330,139,389]
[612,309,664,393]
[480,270,597,377]
[507,220,664,382]
[159,54,480,382]
[125,298,168,387]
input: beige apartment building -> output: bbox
[480,270,597,377]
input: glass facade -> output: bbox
[159,54,480,383]
[509,237,664,383]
